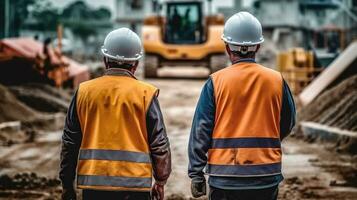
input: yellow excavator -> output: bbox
[142,0,227,78]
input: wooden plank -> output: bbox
[0,121,21,131]
[301,121,357,138]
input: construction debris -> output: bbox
[0,38,90,88]
[0,123,35,146]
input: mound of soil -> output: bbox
[9,83,71,113]
[298,75,357,131]
[0,83,68,146]
[0,84,41,123]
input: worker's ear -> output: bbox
[225,44,232,58]
[134,60,139,68]
[103,57,108,69]
[255,44,260,53]
[130,61,139,74]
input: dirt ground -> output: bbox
[0,73,356,199]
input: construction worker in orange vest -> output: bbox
[60,28,171,200]
[188,12,296,200]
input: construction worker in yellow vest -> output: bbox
[188,12,296,200]
[60,28,171,200]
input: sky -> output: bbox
[50,0,255,14]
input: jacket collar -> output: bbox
[105,68,137,79]
[233,58,256,64]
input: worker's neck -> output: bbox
[231,56,256,64]
[106,67,136,75]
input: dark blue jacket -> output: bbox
[188,62,296,190]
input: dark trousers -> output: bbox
[82,190,150,200]
[209,186,279,200]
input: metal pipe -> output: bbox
[4,0,10,37]
[208,0,212,16]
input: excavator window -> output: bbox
[128,0,143,10]
[165,2,204,44]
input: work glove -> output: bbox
[191,177,206,198]
[151,182,165,200]
[61,186,76,200]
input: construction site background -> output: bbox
[0,0,356,199]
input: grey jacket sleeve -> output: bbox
[280,79,296,140]
[188,78,215,181]
[146,96,172,185]
[59,91,82,189]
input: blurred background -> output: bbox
[0,0,356,199]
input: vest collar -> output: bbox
[233,58,256,64]
[105,68,137,79]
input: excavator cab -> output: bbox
[142,0,227,78]
[164,1,204,44]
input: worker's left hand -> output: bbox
[151,182,164,200]
[191,178,206,198]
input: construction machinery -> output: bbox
[277,48,323,95]
[0,37,89,88]
[142,0,227,78]
[277,24,349,95]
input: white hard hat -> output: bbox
[222,12,264,47]
[101,28,143,61]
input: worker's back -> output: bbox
[60,27,171,200]
[208,62,283,176]
[75,74,158,191]
[188,12,295,200]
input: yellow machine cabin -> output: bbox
[142,0,227,78]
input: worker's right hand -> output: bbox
[191,178,206,198]
[151,182,164,200]
[61,186,76,200]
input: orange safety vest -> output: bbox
[76,71,158,191]
[208,62,283,177]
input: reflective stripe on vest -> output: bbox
[207,163,281,177]
[207,137,282,176]
[208,62,283,177]
[211,138,281,148]
[79,149,151,163]
[78,175,152,189]
[76,73,158,191]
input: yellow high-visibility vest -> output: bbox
[76,73,158,191]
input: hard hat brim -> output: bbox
[101,48,143,61]
[221,34,264,46]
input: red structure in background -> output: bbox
[0,37,89,88]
